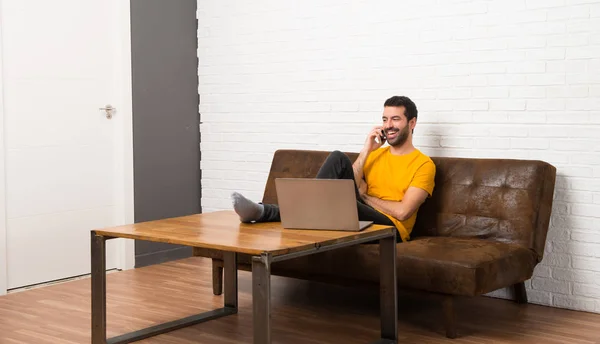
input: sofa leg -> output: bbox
[514,282,528,304]
[212,259,223,296]
[443,296,457,339]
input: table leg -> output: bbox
[223,252,238,310]
[91,231,107,344]
[252,253,272,344]
[379,235,398,343]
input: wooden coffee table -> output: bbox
[91,210,398,344]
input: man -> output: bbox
[231,95,436,242]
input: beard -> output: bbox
[386,124,410,147]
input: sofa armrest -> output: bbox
[533,162,557,262]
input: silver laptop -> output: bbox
[275,178,373,231]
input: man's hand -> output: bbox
[363,126,386,153]
[352,126,385,188]
[363,186,429,221]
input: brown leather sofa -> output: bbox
[194,149,557,338]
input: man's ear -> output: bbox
[410,117,417,133]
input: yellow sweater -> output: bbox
[363,147,436,242]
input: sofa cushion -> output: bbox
[412,157,556,263]
[395,237,537,296]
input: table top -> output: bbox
[93,210,395,256]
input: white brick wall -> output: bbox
[197,0,600,314]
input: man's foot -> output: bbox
[231,192,264,223]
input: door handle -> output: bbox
[99,105,115,119]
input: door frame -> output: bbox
[0,0,7,296]
[0,0,135,295]
[114,0,136,273]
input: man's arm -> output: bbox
[352,148,370,193]
[353,126,386,194]
[363,186,429,221]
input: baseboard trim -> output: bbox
[135,246,193,268]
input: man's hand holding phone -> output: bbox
[364,126,386,153]
[354,126,385,195]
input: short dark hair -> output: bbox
[384,96,418,121]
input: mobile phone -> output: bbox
[375,130,386,144]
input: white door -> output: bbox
[0,0,134,290]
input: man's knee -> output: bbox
[328,150,349,163]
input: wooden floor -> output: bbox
[1,257,599,344]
